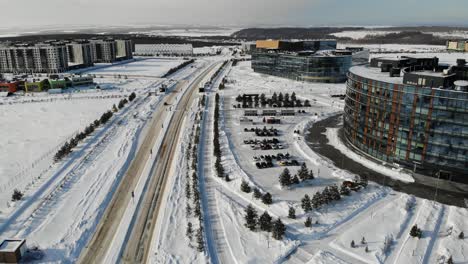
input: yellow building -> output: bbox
[25,80,50,92]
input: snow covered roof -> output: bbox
[0,239,25,252]
[349,65,405,84]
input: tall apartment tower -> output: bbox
[66,40,94,67]
[90,39,116,63]
[115,39,133,60]
[0,42,68,73]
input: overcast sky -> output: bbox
[1,0,467,29]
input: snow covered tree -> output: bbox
[262,192,273,205]
[253,188,262,199]
[361,236,366,245]
[224,174,230,182]
[244,204,258,231]
[291,175,300,185]
[258,211,273,232]
[340,184,351,196]
[196,227,204,252]
[186,203,192,217]
[288,207,296,219]
[291,92,296,102]
[301,194,312,212]
[297,163,309,181]
[11,189,23,201]
[365,246,369,253]
[186,222,193,240]
[447,256,453,264]
[241,180,252,193]
[304,216,312,228]
[194,201,201,218]
[459,231,464,239]
[351,240,355,248]
[410,225,422,238]
[185,182,191,199]
[307,169,315,180]
[312,192,322,209]
[279,168,292,188]
[329,185,341,201]
[272,218,286,240]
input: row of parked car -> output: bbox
[253,153,300,169]
[244,126,280,137]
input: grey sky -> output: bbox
[1,0,467,29]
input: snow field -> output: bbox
[88,58,186,77]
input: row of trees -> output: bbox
[162,59,195,78]
[279,164,315,188]
[185,111,205,252]
[240,180,273,205]
[244,205,286,240]
[213,93,229,182]
[235,92,312,108]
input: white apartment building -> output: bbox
[134,44,193,56]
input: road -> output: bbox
[78,61,221,264]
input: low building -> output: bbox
[344,56,468,181]
[0,81,23,93]
[0,239,27,263]
[25,79,50,92]
[446,40,468,52]
[134,44,193,56]
[251,39,366,83]
[71,75,94,86]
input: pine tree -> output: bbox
[262,192,273,205]
[291,175,300,185]
[112,104,118,112]
[224,174,230,182]
[240,180,252,193]
[365,246,369,253]
[459,231,464,239]
[301,194,312,212]
[258,211,273,232]
[447,256,453,264]
[196,227,204,252]
[340,184,351,196]
[194,201,201,218]
[351,240,355,248]
[253,188,262,199]
[298,163,309,181]
[410,225,422,238]
[288,207,296,219]
[244,204,258,231]
[186,203,192,217]
[361,236,366,245]
[186,222,193,240]
[272,218,286,240]
[279,168,292,188]
[291,92,297,102]
[304,216,312,228]
[185,182,191,199]
[308,169,315,180]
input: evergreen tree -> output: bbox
[308,169,315,180]
[447,256,453,264]
[112,104,118,112]
[278,92,283,102]
[459,231,464,239]
[186,222,193,240]
[244,204,258,231]
[272,92,278,102]
[301,194,312,212]
[340,184,351,196]
[330,185,341,201]
[298,163,309,181]
[365,246,369,253]
[240,180,252,193]
[196,227,204,252]
[291,175,300,185]
[288,207,296,219]
[304,216,312,228]
[351,240,355,248]
[272,218,286,240]
[258,211,273,232]
[361,236,366,245]
[262,192,273,205]
[224,174,230,182]
[253,188,262,199]
[186,203,192,217]
[410,225,422,238]
[279,168,292,188]
[194,201,201,218]
[312,192,322,209]
[291,92,297,102]
[185,182,191,199]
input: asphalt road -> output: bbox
[77,62,220,264]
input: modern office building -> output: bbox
[344,56,468,181]
[446,40,468,52]
[0,42,69,73]
[251,40,366,83]
[134,44,193,56]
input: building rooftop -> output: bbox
[350,65,405,84]
[0,240,25,252]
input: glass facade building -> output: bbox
[251,52,352,83]
[344,61,468,181]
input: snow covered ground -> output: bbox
[0,57,205,262]
[331,30,400,40]
[88,58,186,77]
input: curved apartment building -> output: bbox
[344,56,468,181]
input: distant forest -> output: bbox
[231,26,468,45]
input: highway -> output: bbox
[78,61,221,264]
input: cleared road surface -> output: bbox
[78,62,220,264]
